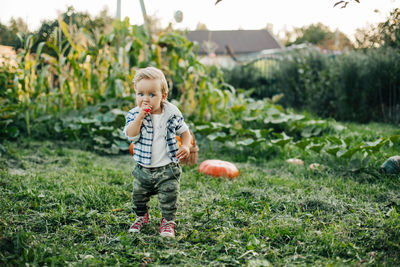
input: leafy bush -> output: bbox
[224,47,400,123]
[222,63,279,99]
[0,17,234,153]
[1,10,399,170]
[331,47,400,122]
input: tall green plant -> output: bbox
[331,48,400,122]
[233,48,400,123]
[1,16,236,150]
[157,31,230,121]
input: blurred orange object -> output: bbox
[175,135,195,147]
[129,143,134,155]
[286,158,304,166]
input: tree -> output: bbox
[1,6,115,54]
[145,13,163,36]
[291,23,332,45]
[31,6,114,54]
[285,23,353,50]
[9,18,28,35]
[0,18,29,49]
[196,22,208,30]
[0,22,16,47]
[355,8,400,49]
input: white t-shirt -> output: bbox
[147,113,172,168]
[124,101,189,166]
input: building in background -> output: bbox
[0,45,17,67]
[186,30,282,68]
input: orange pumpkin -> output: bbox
[198,160,239,179]
[129,135,194,156]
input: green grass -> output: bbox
[1,137,400,266]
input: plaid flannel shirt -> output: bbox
[123,101,189,166]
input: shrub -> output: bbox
[331,47,400,122]
[224,47,400,123]
[222,63,279,99]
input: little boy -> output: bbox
[124,67,191,238]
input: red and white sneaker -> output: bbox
[160,218,175,238]
[128,213,149,233]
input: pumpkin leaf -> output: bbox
[207,132,229,142]
[301,125,322,138]
[271,132,293,146]
[332,123,346,132]
[67,123,81,130]
[389,135,400,146]
[246,129,270,139]
[307,143,325,153]
[243,116,259,122]
[112,129,127,140]
[195,124,218,135]
[268,115,289,124]
[326,136,343,145]
[94,136,110,145]
[337,145,362,159]
[114,140,130,150]
[237,138,255,146]
[361,138,388,152]
[295,139,312,150]
[54,123,62,133]
[111,108,127,116]
[325,145,342,156]
[247,129,262,139]
[110,144,120,154]
[286,113,305,121]
[210,122,231,130]
[96,112,116,123]
[78,118,97,125]
[348,158,362,172]
[344,136,354,146]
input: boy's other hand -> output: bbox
[177,145,190,161]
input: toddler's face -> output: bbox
[135,79,166,114]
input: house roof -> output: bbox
[186,30,282,55]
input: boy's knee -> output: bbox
[158,180,179,203]
[159,179,179,193]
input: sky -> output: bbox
[1,0,399,40]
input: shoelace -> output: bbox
[132,216,146,229]
[161,220,175,233]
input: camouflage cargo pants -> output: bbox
[131,162,181,221]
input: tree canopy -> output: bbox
[355,8,400,49]
[282,23,353,51]
[0,6,113,52]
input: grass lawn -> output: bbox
[1,134,400,266]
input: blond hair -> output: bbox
[133,67,169,96]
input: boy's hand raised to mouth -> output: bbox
[139,104,152,118]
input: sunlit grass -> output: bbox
[1,138,399,266]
